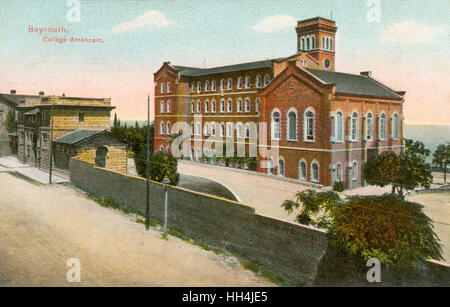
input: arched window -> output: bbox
[311,161,319,183]
[160,83,165,94]
[191,100,195,113]
[244,98,250,113]
[267,158,274,175]
[278,159,285,177]
[204,80,210,92]
[211,80,216,91]
[306,37,310,50]
[287,110,297,140]
[299,160,307,180]
[196,81,201,93]
[160,101,165,113]
[166,122,171,135]
[196,122,201,136]
[211,100,216,113]
[95,146,108,168]
[166,146,170,153]
[236,123,243,139]
[301,37,305,50]
[190,123,194,136]
[380,113,387,140]
[392,114,399,140]
[220,79,225,91]
[196,100,201,113]
[204,100,209,113]
[166,101,171,113]
[330,38,334,51]
[166,82,171,93]
[160,121,165,135]
[335,111,343,142]
[255,98,260,113]
[244,123,250,139]
[366,112,373,140]
[311,36,315,49]
[227,99,233,113]
[203,123,209,136]
[220,99,225,113]
[190,83,195,93]
[226,123,233,138]
[336,163,342,182]
[227,78,233,91]
[237,77,243,89]
[211,123,216,136]
[351,112,359,141]
[304,109,315,141]
[160,145,164,152]
[245,76,251,89]
[263,74,271,86]
[220,123,225,137]
[352,161,358,180]
[237,99,243,112]
[271,110,281,140]
[255,75,262,88]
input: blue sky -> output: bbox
[0,0,449,123]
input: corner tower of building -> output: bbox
[296,17,337,71]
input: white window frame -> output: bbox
[380,113,387,141]
[351,111,359,142]
[335,110,344,143]
[298,159,307,180]
[237,98,243,113]
[277,158,285,177]
[237,77,243,89]
[263,74,271,87]
[227,78,233,91]
[160,121,165,135]
[220,99,225,113]
[211,100,216,113]
[166,100,171,113]
[287,108,298,141]
[227,99,233,113]
[366,112,373,141]
[311,160,319,183]
[166,82,171,93]
[392,113,399,140]
[211,80,216,92]
[244,76,251,89]
[160,101,165,113]
[166,122,171,135]
[204,100,209,113]
[271,109,281,140]
[303,108,315,142]
[244,97,250,113]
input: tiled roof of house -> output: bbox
[53,130,105,145]
[306,69,403,100]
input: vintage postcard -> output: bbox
[0,0,449,294]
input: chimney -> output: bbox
[360,71,372,78]
[10,89,16,94]
[39,91,45,96]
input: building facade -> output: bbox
[153,17,405,188]
[16,95,126,172]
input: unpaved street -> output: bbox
[0,172,273,286]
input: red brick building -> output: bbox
[154,17,405,188]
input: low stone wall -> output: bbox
[70,158,328,285]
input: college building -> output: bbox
[153,17,405,188]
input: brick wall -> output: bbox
[70,158,328,285]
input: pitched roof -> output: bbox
[306,69,403,100]
[53,130,106,145]
[172,57,285,77]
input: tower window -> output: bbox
[78,112,84,123]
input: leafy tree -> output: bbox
[113,113,118,127]
[149,151,180,186]
[329,194,443,269]
[282,190,343,229]
[5,109,17,133]
[432,143,450,183]
[363,139,432,199]
[282,191,443,269]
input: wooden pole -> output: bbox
[145,94,151,231]
[49,105,54,184]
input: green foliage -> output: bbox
[333,181,345,192]
[432,143,450,183]
[329,194,443,269]
[149,151,180,186]
[282,190,343,229]
[363,139,433,198]
[282,190,443,269]
[5,109,17,133]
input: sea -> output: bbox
[116,120,450,160]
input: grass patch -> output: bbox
[240,259,293,287]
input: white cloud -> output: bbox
[112,10,173,34]
[381,21,445,45]
[252,15,296,33]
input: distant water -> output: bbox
[404,124,450,158]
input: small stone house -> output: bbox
[53,130,127,173]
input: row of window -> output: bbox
[159,82,172,94]
[190,74,271,94]
[190,98,260,114]
[334,111,400,142]
[266,157,320,183]
[299,35,334,52]
[271,108,316,142]
[159,100,171,113]
[334,161,359,182]
[159,120,257,140]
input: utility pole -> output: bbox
[49,105,54,184]
[145,94,151,231]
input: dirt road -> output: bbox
[0,172,273,286]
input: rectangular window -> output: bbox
[78,112,84,123]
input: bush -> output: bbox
[329,194,443,269]
[149,151,180,186]
[333,181,344,192]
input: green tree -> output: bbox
[113,113,118,127]
[149,151,180,186]
[432,143,450,183]
[282,191,443,269]
[5,109,17,133]
[363,139,432,199]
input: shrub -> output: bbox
[333,181,345,192]
[149,151,180,186]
